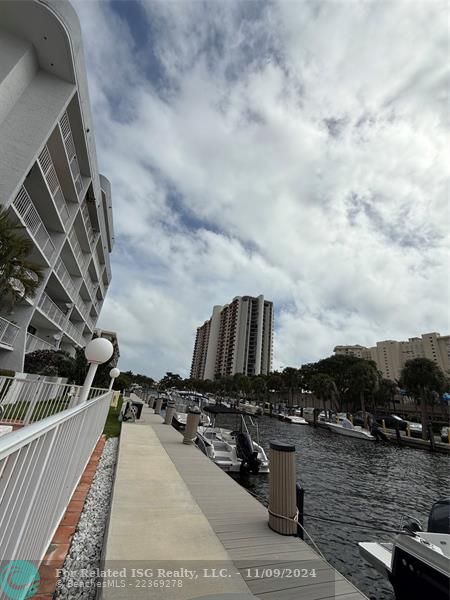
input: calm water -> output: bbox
[219,414,450,600]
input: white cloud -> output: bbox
[72,0,449,378]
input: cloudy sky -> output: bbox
[72,0,448,379]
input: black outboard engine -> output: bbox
[236,432,261,474]
[428,498,450,534]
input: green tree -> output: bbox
[0,207,43,311]
[400,358,447,440]
[281,367,301,406]
[158,372,183,390]
[375,378,399,413]
[309,373,338,417]
[24,349,76,379]
[347,361,380,428]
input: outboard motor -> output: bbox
[236,432,261,474]
[428,498,450,534]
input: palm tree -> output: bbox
[281,367,301,406]
[309,373,338,418]
[400,358,447,440]
[348,361,380,428]
[0,207,43,311]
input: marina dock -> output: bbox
[102,406,367,599]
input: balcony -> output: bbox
[26,333,57,353]
[65,320,84,346]
[37,146,70,227]
[54,256,78,301]
[80,201,96,248]
[60,112,83,197]
[12,186,57,264]
[68,228,89,273]
[0,317,20,349]
[37,292,67,329]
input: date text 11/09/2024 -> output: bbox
[127,568,318,579]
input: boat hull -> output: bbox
[326,422,375,440]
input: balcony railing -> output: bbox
[12,186,57,263]
[26,333,57,353]
[60,111,83,197]
[80,201,96,247]
[74,296,94,330]
[68,228,89,273]
[84,275,98,301]
[54,256,78,301]
[65,320,85,346]
[37,292,67,329]
[38,145,70,226]
[0,317,20,348]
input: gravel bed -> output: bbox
[55,437,119,600]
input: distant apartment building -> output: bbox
[0,0,114,372]
[334,332,450,381]
[191,295,274,380]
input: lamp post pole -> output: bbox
[109,368,120,391]
[78,338,114,404]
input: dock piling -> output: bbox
[154,397,163,415]
[183,406,201,444]
[268,441,297,536]
[164,398,176,425]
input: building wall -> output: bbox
[191,295,274,380]
[0,1,113,372]
[334,332,450,381]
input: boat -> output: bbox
[326,414,375,441]
[195,404,269,474]
[359,499,450,600]
[285,415,308,425]
[170,392,212,431]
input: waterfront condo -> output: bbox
[191,295,274,380]
[0,0,113,372]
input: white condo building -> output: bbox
[191,295,274,380]
[0,0,113,372]
[334,332,450,381]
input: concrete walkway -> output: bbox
[102,407,367,600]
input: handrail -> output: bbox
[0,391,111,460]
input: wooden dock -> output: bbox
[122,409,368,599]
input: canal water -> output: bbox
[221,414,450,600]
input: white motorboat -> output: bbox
[359,499,450,600]
[195,405,269,474]
[170,392,211,431]
[326,415,375,441]
[285,415,308,425]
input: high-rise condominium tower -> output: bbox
[0,1,114,372]
[191,295,274,380]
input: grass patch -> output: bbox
[103,396,123,439]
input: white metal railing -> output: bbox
[65,320,85,346]
[0,376,107,425]
[37,292,67,329]
[0,317,20,348]
[60,111,83,197]
[12,186,57,263]
[75,298,94,330]
[0,389,111,564]
[25,333,57,354]
[84,275,98,300]
[38,146,70,226]
[80,201,95,247]
[68,228,89,272]
[54,256,78,301]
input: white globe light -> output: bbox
[84,338,114,364]
[109,367,120,379]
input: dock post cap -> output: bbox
[270,440,295,452]
[188,405,201,414]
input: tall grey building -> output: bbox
[191,295,274,380]
[0,0,113,372]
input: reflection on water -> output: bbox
[218,414,450,600]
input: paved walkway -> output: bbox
[102,407,367,600]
